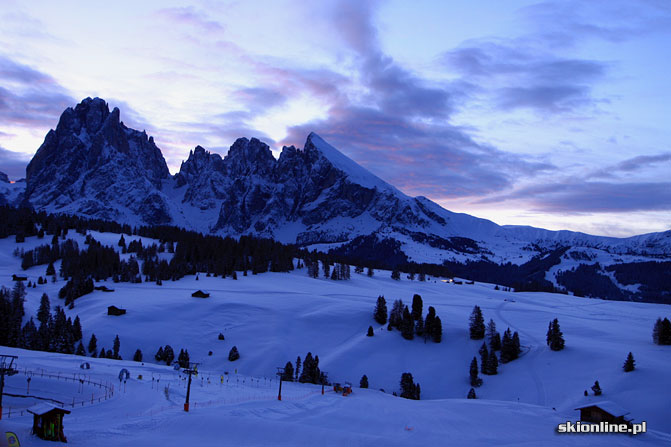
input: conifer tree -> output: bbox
[653,317,671,345]
[113,335,121,359]
[479,343,489,374]
[76,341,86,356]
[389,299,404,329]
[164,345,175,364]
[400,372,419,400]
[591,380,602,396]
[391,269,401,280]
[547,318,565,351]
[486,319,498,347]
[299,352,314,383]
[46,262,56,277]
[295,356,301,381]
[470,357,482,387]
[72,316,82,341]
[662,318,671,345]
[469,305,485,339]
[652,318,663,344]
[490,331,501,351]
[411,294,423,321]
[424,306,436,342]
[500,329,514,363]
[415,318,424,337]
[373,296,388,325]
[401,306,414,340]
[282,361,294,381]
[99,347,106,358]
[155,346,165,362]
[360,375,369,388]
[623,352,635,372]
[432,316,442,343]
[228,346,240,361]
[467,388,477,399]
[367,267,374,277]
[37,293,51,327]
[367,326,374,337]
[133,349,143,362]
[88,333,98,354]
[485,351,498,375]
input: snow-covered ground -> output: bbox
[1,232,670,445]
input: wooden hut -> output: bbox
[11,274,27,281]
[27,404,70,442]
[575,401,632,426]
[192,290,210,298]
[107,305,126,316]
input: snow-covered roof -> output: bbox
[575,401,630,417]
[26,403,71,416]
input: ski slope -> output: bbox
[1,231,670,445]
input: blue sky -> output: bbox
[1,0,670,236]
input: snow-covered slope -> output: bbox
[3,346,668,446]
[1,231,670,445]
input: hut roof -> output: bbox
[575,401,630,418]
[192,290,210,298]
[27,403,71,416]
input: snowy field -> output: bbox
[1,232,670,445]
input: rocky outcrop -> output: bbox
[23,98,173,225]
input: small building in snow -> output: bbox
[192,290,210,298]
[27,403,71,442]
[12,274,27,281]
[575,401,633,426]
[107,305,126,316]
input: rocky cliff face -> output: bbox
[172,132,442,243]
[23,98,173,225]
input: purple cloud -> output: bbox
[0,55,74,128]
[444,42,608,113]
[156,7,225,33]
[273,0,554,199]
[477,180,671,213]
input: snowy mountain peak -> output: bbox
[176,145,223,187]
[304,132,398,193]
[23,97,172,225]
[224,137,275,176]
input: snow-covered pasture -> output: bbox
[1,232,670,445]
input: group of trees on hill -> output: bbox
[305,259,352,280]
[374,295,442,343]
[467,305,522,391]
[653,317,671,345]
[0,284,86,355]
[282,352,328,385]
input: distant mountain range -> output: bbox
[1,97,669,302]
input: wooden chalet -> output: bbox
[107,305,126,316]
[575,401,633,426]
[11,274,27,281]
[192,290,210,298]
[27,403,71,442]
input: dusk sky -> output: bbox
[1,0,670,237]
